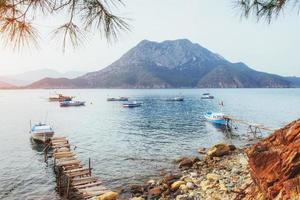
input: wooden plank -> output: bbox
[74,181,103,190]
[72,177,98,186]
[56,159,80,167]
[66,170,90,178]
[79,186,109,194]
[54,153,75,159]
[52,144,70,148]
[65,167,88,173]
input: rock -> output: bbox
[178,158,193,168]
[171,181,186,191]
[186,182,194,189]
[97,191,118,200]
[130,197,144,200]
[148,187,162,196]
[190,172,197,178]
[228,144,236,151]
[146,179,155,186]
[179,184,188,193]
[163,173,181,184]
[246,119,300,199]
[197,147,207,154]
[129,184,144,194]
[207,143,231,157]
[200,180,214,190]
[206,173,221,181]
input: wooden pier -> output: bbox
[44,136,118,200]
[224,115,276,137]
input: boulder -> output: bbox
[207,143,231,157]
[98,191,118,200]
[206,173,221,181]
[246,119,300,199]
[171,181,186,191]
[148,187,162,196]
[197,147,207,154]
[178,158,193,168]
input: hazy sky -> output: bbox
[0,0,299,76]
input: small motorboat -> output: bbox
[123,101,142,108]
[165,97,184,101]
[201,94,214,99]
[107,97,129,101]
[30,122,54,143]
[204,112,228,126]
[60,100,85,107]
[49,94,74,102]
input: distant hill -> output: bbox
[0,81,16,89]
[285,76,300,87]
[27,39,296,88]
[0,69,87,86]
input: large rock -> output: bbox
[171,181,186,191]
[98,191,118,200]
[246,119,300,199]
[207,143,231,157]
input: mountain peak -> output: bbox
[115,39,224,69]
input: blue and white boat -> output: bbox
[60,100,85,107]
[204,112,228,126]
[30,122,54,143]
[123,101,142,108]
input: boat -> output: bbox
[165,97,184,101]
[49,94,74,102]
[107,97,129,101]
[60,100,85,107]
[204,112,228,126]
[201,94,214,99]
[123,101,142,108]
[30,122,54,143]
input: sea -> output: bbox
[0,89,299,199]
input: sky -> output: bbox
[0,0,299,76]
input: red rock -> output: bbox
[148,187,162,196]
[246,119,300,199]
[178,158,193,168]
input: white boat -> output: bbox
[201,94,214,99]
[60,100,85,107]
[165,97,184,101]
[30,122,54,143]
[204,112,228,126]
[107,97,129,101]
[123,101,142,108]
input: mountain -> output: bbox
[27,39,295,88]
[0,80,16,89]
[285,76,300,87]
[0,69,86,86]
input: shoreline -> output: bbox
[116,118,300,200]
[118,144,251,200]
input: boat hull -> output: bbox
[123,103,142,108]
[204,113,227,126]
[60,101,85,107]
[31,131,54,143]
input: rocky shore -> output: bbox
[119,143,251,200]
[95,119,300,200]
[119,120,300,200]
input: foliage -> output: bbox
[236,0,299,22]
[0,0,129,50]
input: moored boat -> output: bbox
[165,97,184,101]
[201,94,214,99]
[30,122,54,143]
[49,94,74,102]
[204,112,228,126]
[60,100,85,107]
[123,101,142,108]
[107,97,129,101]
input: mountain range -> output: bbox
[0,69,87,86]
[2,39,300,89]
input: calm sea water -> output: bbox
[0,89,299,199]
